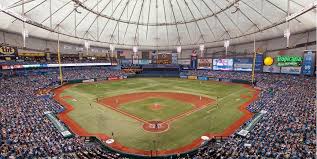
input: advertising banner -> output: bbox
[47,63,112,67]
[276,55,303,67]
[221,79,232,82]
[157,53,172,64]
[188,76,197,80]
[255,54,263,72]
[0,45,18,57]
[280,67,301,75]
[82,79,95,83]
[132,55,139,64]
[234,58,253,71]
[179,75,188,79]
[191,55,198,69]
[198,76,208,81]
[263,65,281,73]
[108,77,119,80]
[302,52,315,75]
[2,65,23,70]
[121,59,132,65]
[197,58,212,69]
[213,59,234,70]
[18,52,45,57]
[178,59,191,65]
[208,77,220,81]
[172,53,178,64]
[139,59,150,65]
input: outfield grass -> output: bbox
[60,78,255,151]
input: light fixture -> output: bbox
[133,46,138,53]
[177,46,182,53]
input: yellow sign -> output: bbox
[188,76,198,80]
[264,57,274,66]
[18,52,45,57]
[0,46,16,56]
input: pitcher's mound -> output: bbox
[149,103,162,111]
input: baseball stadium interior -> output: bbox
[0,0,316,158]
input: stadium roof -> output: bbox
[0,0,316,50]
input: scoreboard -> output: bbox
[157,53,172,64]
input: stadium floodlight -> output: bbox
[199,45,204,51]
[133,46,138,53]
[84,41,90,49]
[284,28,290,48]
[224,40,230,56]
[109,44,115,52]
[177,46,182,53]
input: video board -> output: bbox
[212,59,233,70]
[234,58,253,71]
[157,53,172,64]
[197,58,212,69]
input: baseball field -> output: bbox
[54,77,259,156]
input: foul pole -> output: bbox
[57,29,63,85]
[251,35,256,85]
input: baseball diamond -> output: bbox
[54,78,259,155]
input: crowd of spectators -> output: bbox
[0,67,315,158]
[179,70,316,159]
[0,66,129,158]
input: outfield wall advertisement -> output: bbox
[263,65,281,73]
[213,59,233,71]
[255,54,264,71]
[302,52,315,75]
[280,67,301,75]
[233,58,253,71]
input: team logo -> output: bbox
[0,46,16,55]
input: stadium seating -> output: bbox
[0,68,315,158]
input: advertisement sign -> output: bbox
[139,59,150,65]
[197,58,212,69]
[213,59,234,70]
[47,63,112,67]
[255,54,263,71]
[280,67,301,75]
[2,63,112,70]
[302,52,315,75]
[157,53,172,64]
[179,75,188,79]
[82,79,95,83]
[121,59,132,65]
[198,76,208,81]
[108,77,119,80]
[191,55,198,69]
[0,46,18,57]
[178,59,191,65]
[234,58,253,71]
[18,52,45,57]
[188,76,197,80]
[263,65,281,73]
[208,77,220,81]
[276,55,303,67]
[132,55,139,64]
[172,53,178,64]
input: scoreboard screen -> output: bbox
[157,53,172,64]
[213,59,233,70]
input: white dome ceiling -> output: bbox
[0,0,316,50]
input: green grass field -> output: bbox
[60,78,255,151]
[120,98,193,121]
